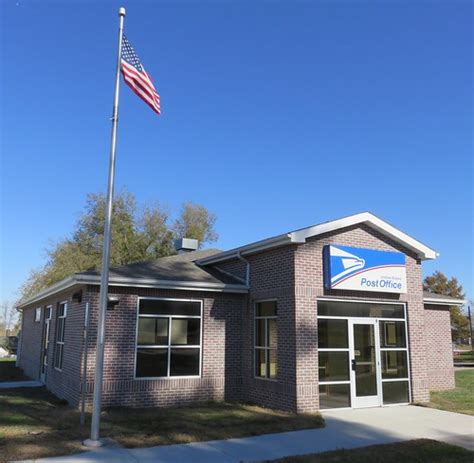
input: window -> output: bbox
[255,300,278,379]
[35,308,41,322]
[135,298,202,378]
[318,318,351,408]
[54,302,67,370]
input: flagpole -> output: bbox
[85,6,126,447]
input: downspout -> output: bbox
[237,252,250,286]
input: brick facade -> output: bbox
[18,223,455,411]
[424,304,455,390]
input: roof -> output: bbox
[18,212,441,309]
[17,249,249,309]
[423,291,465,306]
[78,249,240,284]
[197,212,438,266]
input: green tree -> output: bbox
[173,201,218,246]
[19,192,218,301]
[423,271,468,342]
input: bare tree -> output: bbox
[1,301,18,336]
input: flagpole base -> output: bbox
[83,438,104,448]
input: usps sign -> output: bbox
[324,245,407,294]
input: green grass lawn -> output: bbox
[428,369,474,415]
[0,387,324,462]
[0,358,29,382]
[269,439,473,463]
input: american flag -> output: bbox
[121,35,161,115]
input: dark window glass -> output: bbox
[136,348,168,377]
[170,348,200,376]
[319,384,351,409]
[138,318,168,345]
[256,301,277,317]
[383,381,409,404]
[255,349,266,377]
[382,351,408,379]
[379,321,406,348]
[256,319,265,347]
[139,299,201,316]
[318,319,348,349]
[318,301,404,319]
[319,352,350,382]
[171,318,200,345]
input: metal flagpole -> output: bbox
[84,6,126,447]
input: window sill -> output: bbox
[254,376,278,383]
[134,375,201,381]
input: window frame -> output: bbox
[53,301,68,372]
[254,298,278,381]
[134,297,203,380]
[34,307,41,322]
[317,298,412,409]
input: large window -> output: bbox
[135,298,202,378]
[255,300,278,379]
[54,301,67,370]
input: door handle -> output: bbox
[351,359,356,371]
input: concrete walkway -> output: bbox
[18,406,474,463]
[0,380,43,389]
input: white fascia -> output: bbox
[197,212,438,266]
[17,274,249,309]
[423,296,466,306]
[290,212,437,260]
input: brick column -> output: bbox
[294,285,320,413]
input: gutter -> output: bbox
[17,274,249,309]
[423,296,465,306]
[196,233,300,265]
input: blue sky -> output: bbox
[1,0,472,304]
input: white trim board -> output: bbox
[197,212,438,266]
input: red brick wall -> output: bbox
[18,306,43,380]
[293,224,430,407]
[18,224,447,411]
[19,290,86,405]
[424,304,455,390]
[82,286,244,408]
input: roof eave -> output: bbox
[196,233,295,265]
[290,212,437,260]
[198,212,438,266]
[17,274,249,308]
[423,297,466,306]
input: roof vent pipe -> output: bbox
[174,238,199,254]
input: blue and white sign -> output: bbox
[324,245,407,293]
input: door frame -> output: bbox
[40,306,52,383]
[349,317,382,408]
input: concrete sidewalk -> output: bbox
[18,406,474,463]
[0,380,43,389]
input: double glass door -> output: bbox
[349,319,381,408]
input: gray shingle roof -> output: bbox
[77,249,243,285]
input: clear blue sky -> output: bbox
[1,0,472,304]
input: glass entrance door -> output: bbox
[349,319,381,408]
